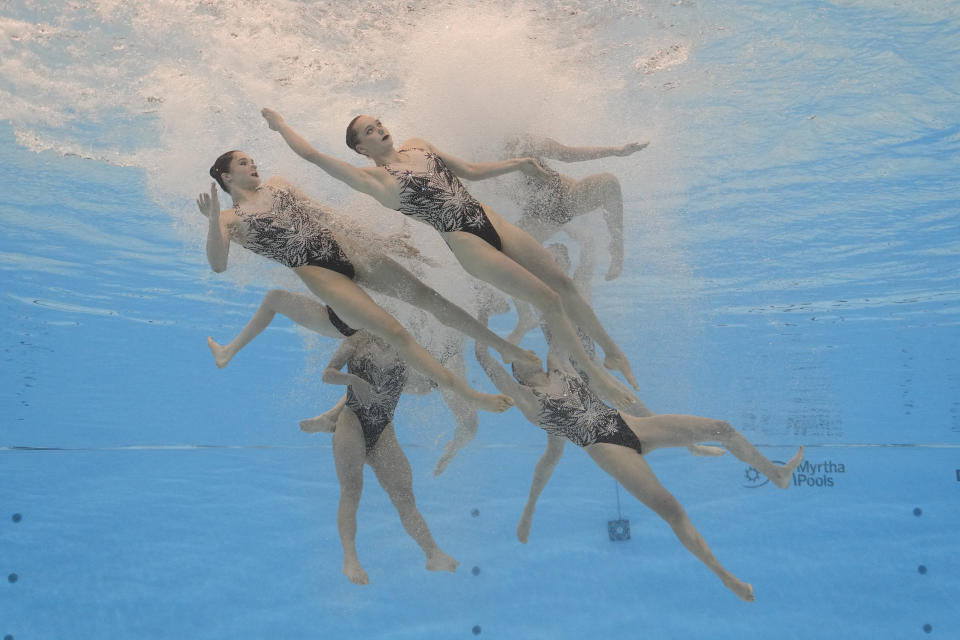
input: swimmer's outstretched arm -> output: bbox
[413,138,551,182]
[521,135,649,162]
[196,182,232,273]
[261,108,394,202]
[516,435,565,544]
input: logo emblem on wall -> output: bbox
[743,459,846,489]
[742,462,781,488]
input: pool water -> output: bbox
[2,1,958,638]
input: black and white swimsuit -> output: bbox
[519,159,575,226]
[233,185,357,336]
[383,149,503,250]
[531,368,643,454]
[344,348,409,453]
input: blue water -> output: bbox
[2,1,959,638]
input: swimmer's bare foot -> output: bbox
[516,510,533,544]
[773,446,805,489]
[207,336,233,368]
[472,391,513,413]
[687,445,726,457]
[722,575,755,602]
[501,344,542,368]
[433,442,462,476]
[604,351,639,391]
[299,414,337,434]
[343,557,369,585]
[426,549,459,573]
[590,370,637,411]
[433,452,453,476]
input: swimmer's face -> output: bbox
[351,115,393,156]
[225,152,261,191]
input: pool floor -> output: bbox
[3,443,957,639]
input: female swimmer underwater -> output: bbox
[474,310,804,602]
[207,289,483,475]
[199,150,522,413]
[503,133,648,281]
[259,109,639,412]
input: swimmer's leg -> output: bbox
[517,436,565,543]
[294,266,513,414]
[447,231,636,410]
[358,253,539,367]
[587,443,755,602]
[300,394,347,433]
[433,351,479,476]
[208,289,341,368]
[567,173,626,281]
[332,408,371,585]
[629,414,804,489]
[485,209,639,393]
[368,425,458,574]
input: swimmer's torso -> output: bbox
[230,184,355,277]
[382,148,491,235]
[531,368,627,448]
[518,158,575,226]
[345,336,408,431]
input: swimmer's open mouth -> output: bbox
[382,134,390,141]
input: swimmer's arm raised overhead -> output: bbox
[414,138,551,182]
[197,182,233,273]
[261,108,394,202]
[522,136,649,162]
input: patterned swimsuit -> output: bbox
[531,368,643,454]
[519,159,575,226]
[383,149,503,250]
[233,185,357,336]
[344,349,409,453]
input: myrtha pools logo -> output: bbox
[743,459,847,489]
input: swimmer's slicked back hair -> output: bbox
[209,150,240,193]
[345,116,363,153]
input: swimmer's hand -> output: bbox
[196,182,221,219]
[617,141,649,156]
[518,157,551,180]
[261,107,286,131]
[350,377,375,406]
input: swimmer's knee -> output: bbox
[388,489,416,509]
[653,495,686,525]
[712,420,734,439]
[551,274,579,298]
[378,319,410,345]
[339,485,363,503]
[537,288,564,316]
[263,289,286,306]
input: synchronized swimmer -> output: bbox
[260,108,639,411]
[197,109,805,599]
